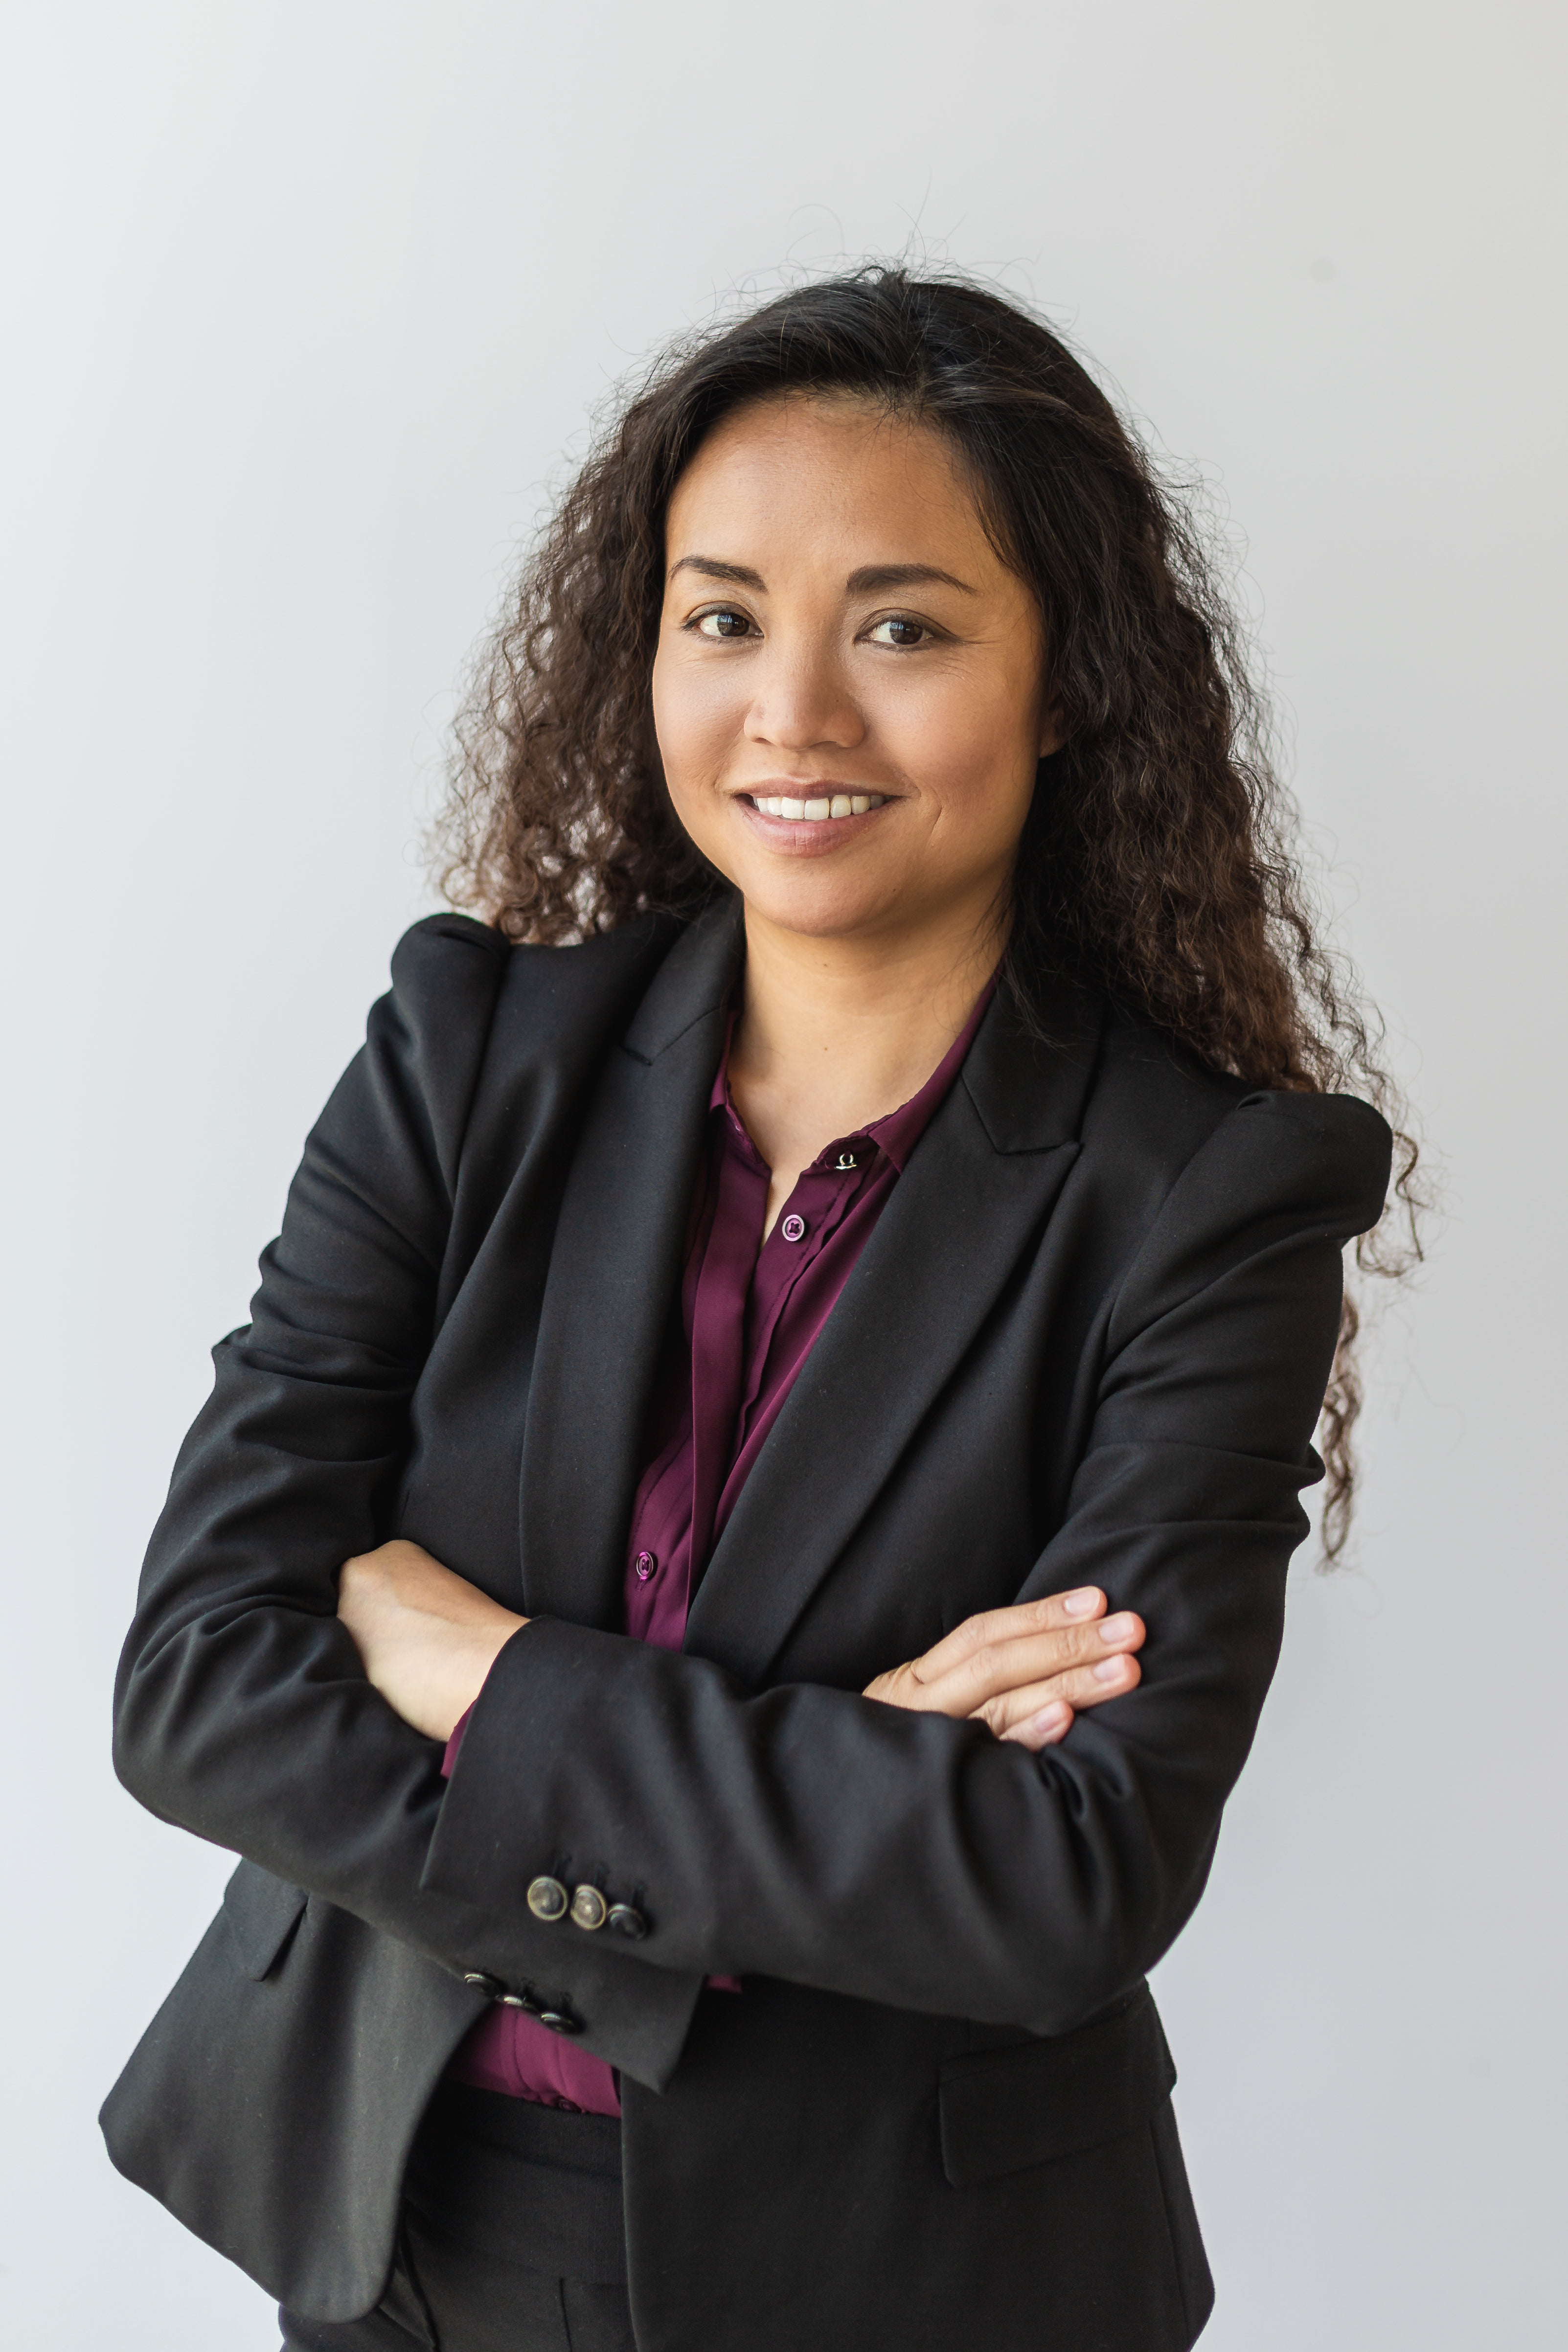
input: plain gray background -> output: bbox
[3,2,1564,2345]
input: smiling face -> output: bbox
[652,394,1059,954]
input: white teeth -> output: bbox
[755,791,889,822]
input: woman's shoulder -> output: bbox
[367,909,689,1148]
[310,911,694,1215]
[387,908,682,1005]
[383,909,688,1054]
[1089,1003,1393,1238]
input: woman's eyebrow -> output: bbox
[667,556,977,597]
[668,556,766,588]
[845,563,977,595]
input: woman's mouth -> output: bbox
[744,792,887,823]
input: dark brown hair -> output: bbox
[433,265,1423,1555]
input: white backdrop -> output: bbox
[3,3,1564,2346]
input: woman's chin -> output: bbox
[728,862,916,944]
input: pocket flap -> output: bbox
[221,1860,308,1981]
[938,1984,1176,2187]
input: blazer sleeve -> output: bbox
[112,914,513,1948]
[422,1089,1393,2038]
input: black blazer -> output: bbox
[102,895,1391,2352]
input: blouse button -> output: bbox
[781,1213,806,1243]
[634,1550,657,1581]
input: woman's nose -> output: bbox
[743,643,864,754]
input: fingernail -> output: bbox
[1061,1589,1100,1617]
[1092,1656,1128,1682]
[1032,1702,1070,1733]
[1098,1613,1135,1643]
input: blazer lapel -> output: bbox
[518,895,744,1628]
[684,977,1104,1687]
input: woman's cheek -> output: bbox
[653,655,736,805]
[890,686,1032,853]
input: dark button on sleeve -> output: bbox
[527,1875,568,1922]
[570,1885,608,1932]
[489,1983,583,2035]
[607,1903,648,1941]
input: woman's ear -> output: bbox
[1038,698,1067,759]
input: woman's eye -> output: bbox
[693,608,754,640]
[866,617,929,648]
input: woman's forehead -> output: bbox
[666,397,1000,574]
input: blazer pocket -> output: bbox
[938,1984,1176,2188]
[221,1859,309,1982]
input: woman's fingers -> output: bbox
[907,1588,1107,1684]
[999,1700,1074,1750]
[970,1649,1143,1740]
[863,1588,1109,1710]
[917,1611,1144,1719]
[862,1591,1145,1721]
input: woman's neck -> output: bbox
[727,896,1004,1232]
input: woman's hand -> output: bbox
[337,1540,527,1744]
[863,1587,1144,1752]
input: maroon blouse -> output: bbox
[444,982,994,2116]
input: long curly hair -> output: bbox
[432,265,1423,1557]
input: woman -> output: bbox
[103,269,1409,2352]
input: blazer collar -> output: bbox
[959,960,1102,1153]
[621,891,745,1063]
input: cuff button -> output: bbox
[462,1971,504,1997]
[526,1876,568,1923]
[569,1885,608,1932]
[607,1903,648,1941]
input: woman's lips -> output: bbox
[731,790,894,848]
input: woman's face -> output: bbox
[652,394,1059,949]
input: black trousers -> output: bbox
[279,2086,636,2352]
